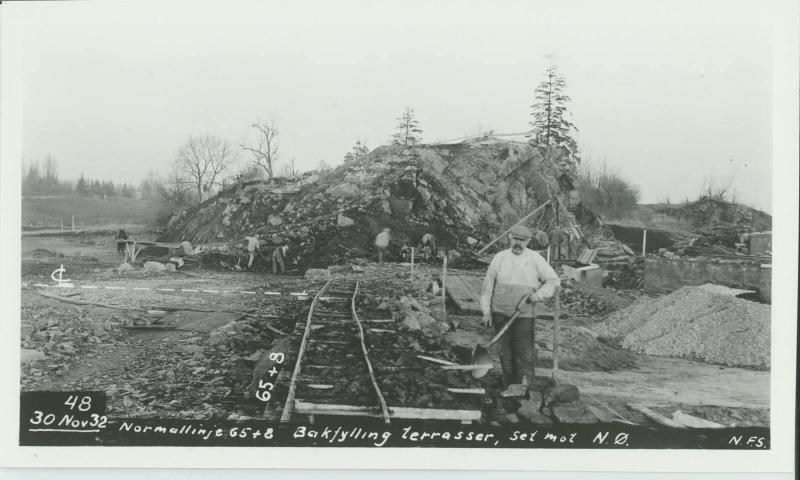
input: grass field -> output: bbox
[22,196,159,229]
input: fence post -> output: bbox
[642,229,647,257]
[72,215,75,232]
[410,247,415,277]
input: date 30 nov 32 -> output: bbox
[26,394,108,431]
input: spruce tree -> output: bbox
[390,107,423,147]
[529,59,580,164]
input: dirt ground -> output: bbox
[19,234,770,427]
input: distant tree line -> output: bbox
[22,156,137,198]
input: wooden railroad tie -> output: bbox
[292,400,481,424]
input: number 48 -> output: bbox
[65,395,92,411]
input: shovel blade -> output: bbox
[470,345,492,378]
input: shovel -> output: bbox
[469,293,531,379]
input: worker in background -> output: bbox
[416,233,437,263]
[116,229,129,255]
[375,228,391,263]
[533,228,549,251]
[481,225,560,389]
[272,243,288,274]
[548,226,565,261]
[244,234,261,269]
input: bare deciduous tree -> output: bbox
[175,134,238,202]
[241,119,279,180]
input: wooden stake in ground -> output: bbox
[642,229,647,257]
[442,255,455,329]
[552,285,561,382]
[410,247,415,277]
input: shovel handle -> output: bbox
[486,293,531,348]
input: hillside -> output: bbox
[162,141,594,267]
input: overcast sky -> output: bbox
[11,0,775,211]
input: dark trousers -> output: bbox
[272,255,285,274]
[492,312,536,387]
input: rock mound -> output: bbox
[653,197,771,233]
[162,142,584,268]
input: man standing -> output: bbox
[416,232,437,262]
[480,225,560,388]
[549,226,568,261]
[244,234,260,269]
[272,243,288,274]
[375,228,391,263]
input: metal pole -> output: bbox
[642,229,648,257]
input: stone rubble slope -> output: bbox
[162,142,584,268]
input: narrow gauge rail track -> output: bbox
[280,278,391,423]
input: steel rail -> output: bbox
[350,281,391,424]
[279,278,333,421]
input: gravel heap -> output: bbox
[592,286,770,370]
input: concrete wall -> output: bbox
[749,232,772,256]
[644,257,771,302]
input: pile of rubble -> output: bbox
[162,142,587,269]
[593,286,770,369]
[20,303,123,381]
[654,197,772,233]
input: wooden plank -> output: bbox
[417,355,457,366]
[577,248,597,265]
[477,200,550,255]
[441,364,493,371]
[447,388,486,395]
[445,275,484,314]
[293,400,482,421]
[628,404,685,429]
[671,410,725,429]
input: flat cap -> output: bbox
[509,225,533,240]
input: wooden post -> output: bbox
[552,285,561,382]
[547,245,551,265]
[642,229,648,257]
[72,215,75,232]
[410,247,415,277]
[442,255,448,328]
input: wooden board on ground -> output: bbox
[162,310,243,332]
[445,274,484,314]
[293,400,482,422]
[445,274,557,318]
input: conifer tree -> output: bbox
[529,58,580,164]
[390,107,423,147]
